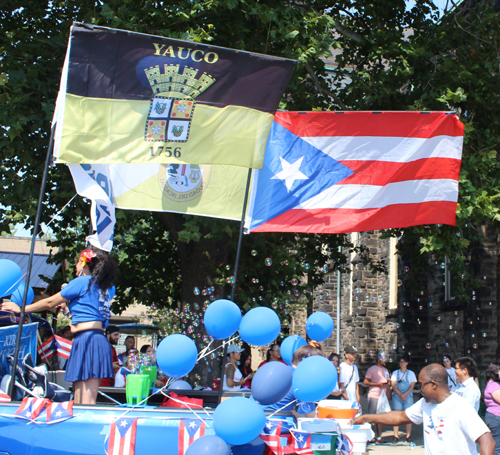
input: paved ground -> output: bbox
[365,424,425,455]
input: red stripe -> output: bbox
[108,423,117,454]
[274,111,464,138]
[250,201,457,233]
[338,158,461,185]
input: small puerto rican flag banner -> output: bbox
[46,400,74,424]
[14,397,49,421]
[37,336,55,362]
[178,418,206,455]
[290,430,314,455]
[107,417,138,455]
[337,434,354,455]
[54,334,72,359]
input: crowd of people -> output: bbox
[221,340,500,455]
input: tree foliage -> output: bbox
[2,0,500,317]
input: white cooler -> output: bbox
[337,419,374,455]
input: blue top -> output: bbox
[60,275,115,327]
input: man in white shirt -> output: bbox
[455,356,481,412]
[339,345,360,404]
[352,364,495,455]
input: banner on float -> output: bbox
[53,23,295,168]
[246,111,464,233]
[0,322,38,379]
[69,163,248,224]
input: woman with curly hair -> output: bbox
[484,363,500,454]
[2,248,119,405]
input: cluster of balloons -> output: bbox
[155,298,337,449]
[0,259,34,306]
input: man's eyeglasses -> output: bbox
[419,380,434,390]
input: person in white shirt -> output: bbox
[352,364,495,455]
[442,355,457,392]
[455,356,481,412]
[339,345,360,404]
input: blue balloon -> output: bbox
[251,361,292,405]
[156,334,197,378]
[0,259,22,297]
[292,355,337,402]
[280,335,307,365]
[186,435,230,455]
[239,307,280,346]
[169,379,192,390]
[204,299,241,340]
[10,282,34,306]
[213,397,266,445]
[306,312,334,342]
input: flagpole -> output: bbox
[8,123,55,398]
[216,168,252,405]
[230,168,253,301]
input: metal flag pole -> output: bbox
[336,246,341,353]
[217,167,253,405]
[8,123,56,398]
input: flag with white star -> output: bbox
[14,397,49,421]
[178,418,206,455]
[46,400,74,424]
[107,417,138,455]
[245,111,464,233]
[291,430,314,455]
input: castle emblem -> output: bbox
[144,64,216,143]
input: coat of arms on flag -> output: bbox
[107,417,138,455]
[178,418,206,455]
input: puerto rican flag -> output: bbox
[107,417,138,455]
[14,397,49,421]
[37,336,56,362]
[178,418,206,455]
[0,391,11,402]
[291,430,314,455]
[260,419,295,455]
[46,400,74,424]
[246,111,464,233]
[337,434,354,455]
[54,334,72,359]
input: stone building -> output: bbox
[307,227,499,378]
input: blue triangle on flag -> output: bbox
[184,419,203,439]
[48,404,71,422]
[249,121,354,230]
[116,417,135,438]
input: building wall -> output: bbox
[310,227,499,377]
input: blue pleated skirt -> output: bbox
[64,329,114,383]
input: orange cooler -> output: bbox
[317,399,359,419]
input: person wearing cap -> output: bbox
[223,344,254,391]
[339,345,361,404]
[364,350,392,444]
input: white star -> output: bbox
[297,435,304,442]
[151,123,161,135]
[55,410,62,417]
[271,156,308,192]
[189,421,196,428]
[120,420,128,427]
[25,411,31,417]
[266,422,272,429]
[176,103,187,114]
